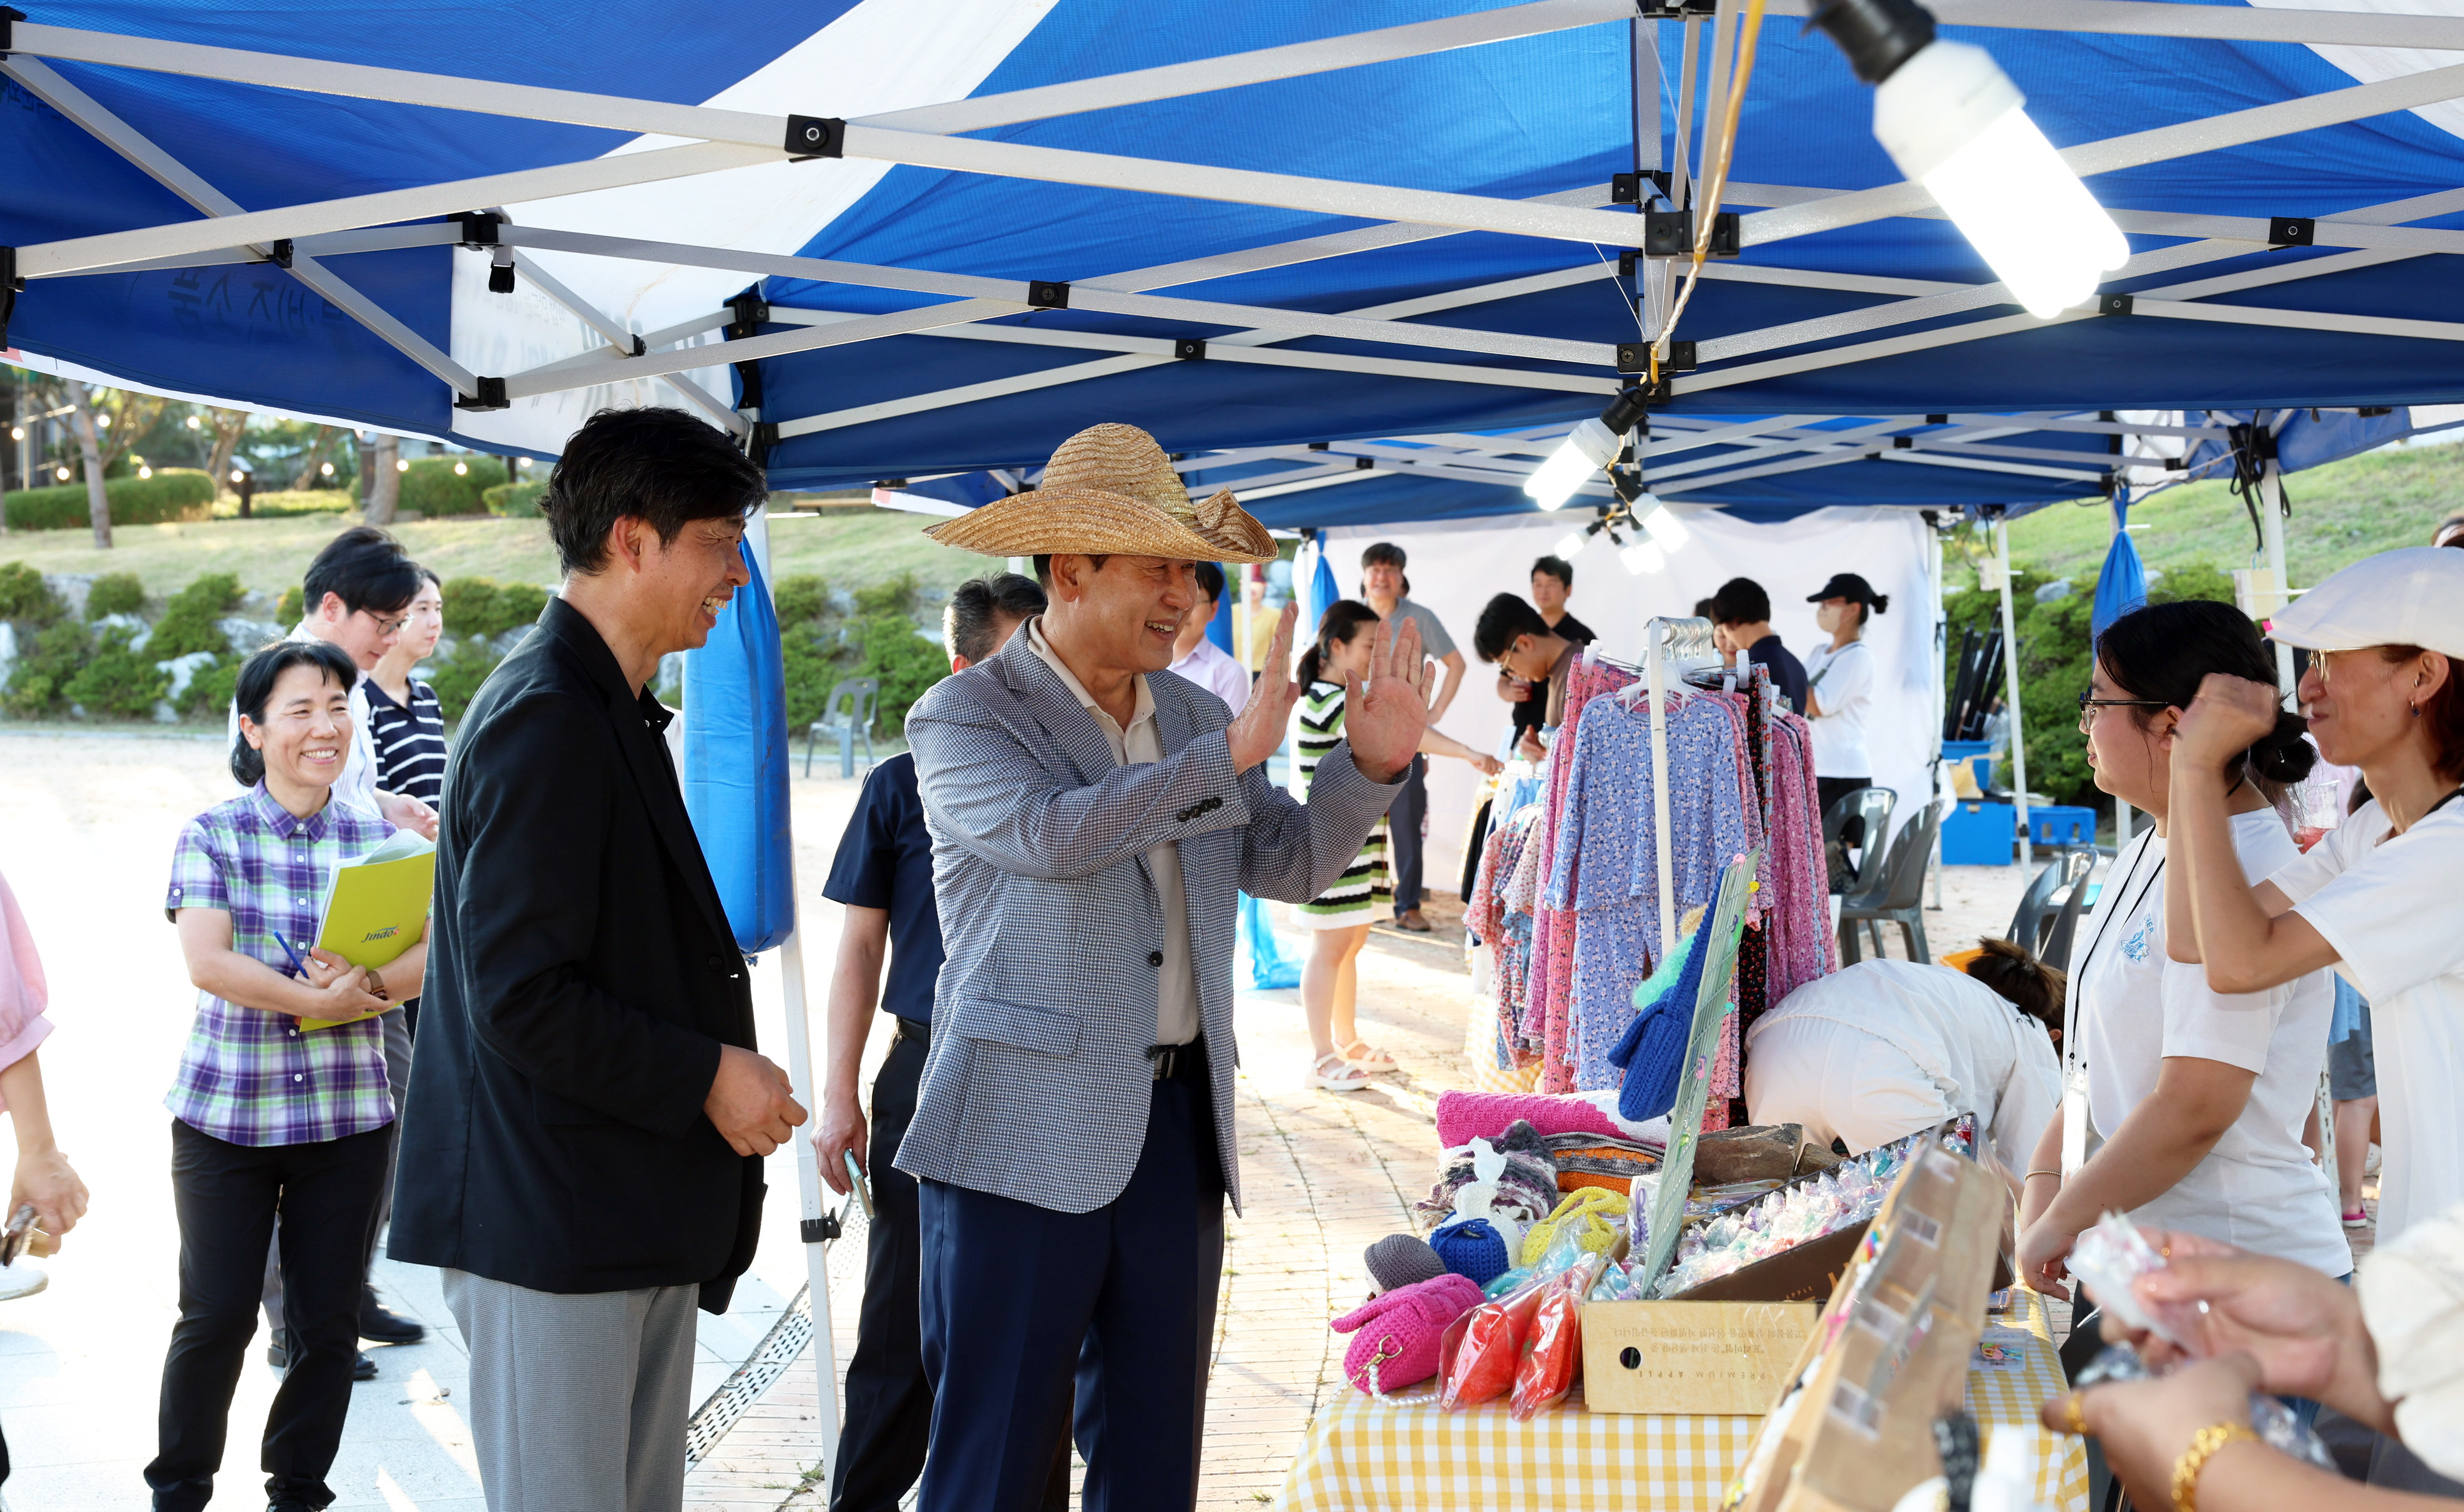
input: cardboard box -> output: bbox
[1581,1300,1819,1415]
[1666,1221,1871,1304]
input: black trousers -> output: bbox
[831,1024,1068,1512]
[916,1056,1225,1512]
[1389,754,1427,915]
[147,1117,391,1512]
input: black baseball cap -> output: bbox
[1806,572,1880,606]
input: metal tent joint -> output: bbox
[725,293,770,340]
[1617,339,1694,373]
[2098,292,2134,316]
[2269,217,2317,248]
[454,212,504,248]
[783,115,845,160]
[799,1214,842,1245]
[0,7,22,58]
[456,375,509,411]
[1174,337,1206,361]
[1027,280,1071,309]
[1611,170,1672,205]
[0,245,16,348]
[1643,209,1738,258]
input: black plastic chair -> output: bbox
[1822,785,1897,898]
[2005,848,2097,966]
[1839,802,1942,965]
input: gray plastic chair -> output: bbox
[1839,803,1942,965]
[2005,847,2097,965]
[804,677,879,778]
[1822,785,1897,898]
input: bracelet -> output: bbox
[2171,1420,2259,1512]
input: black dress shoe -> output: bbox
[266,1330,379,1380]
[358,1285,426,1345]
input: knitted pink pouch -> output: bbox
[1329,1273,1485,1395]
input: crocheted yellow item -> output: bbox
[1517,1186,1627,1268]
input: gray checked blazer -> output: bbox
[895,630,1400,1215]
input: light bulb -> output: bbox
[1523,418,1621,511]
[1621,539,1666,576]
[453,461,468,476]
[1872,40,2126,319]
[1640,501,1689,551]
[7,427,21,441]
[320,461,335,476]
[396,458,409,472]
[186,415,201,429]
[94,413,109,428]
[517,456,532,468]
[139,465,153,479]
[1554,530,1590,562]
[230,469,243,482]
[56,466,70,481]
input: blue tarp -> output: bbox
[9,2,2464,478]
[2092,498,2149,640]
[682,542,796,954]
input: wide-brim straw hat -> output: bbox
[924,422,1276,564]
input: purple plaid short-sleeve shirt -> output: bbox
[163,784,398,1146]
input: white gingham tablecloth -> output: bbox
[1274,1289,2090,1511]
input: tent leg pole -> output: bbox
[1995,518,2033,871]
[2259,459,2298,707]
[1929,514,1945,912]
[776,923,840,1490]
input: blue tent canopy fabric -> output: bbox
[682,541,797,955]
[2092,497,2149,641]
[8,1,2464,474]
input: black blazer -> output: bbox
[389,597,763,1312]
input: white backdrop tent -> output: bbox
[1310,506,1940,892]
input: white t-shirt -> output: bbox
[2271,797,2464,1242]
[225,622,381,820]
[2076,816,2350,1277]
[1166,636,1251,714]
[1802,638,1874,777]
[1746,958,2061,1166]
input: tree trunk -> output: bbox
[63,382,112,549]
[291,425,338,491]
[364,434,401,524]
[204,410,247,500]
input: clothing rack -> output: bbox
[1641,617,1725,959]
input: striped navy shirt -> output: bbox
[365,677,447,806]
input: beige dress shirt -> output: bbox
[1026,619,1201,1046]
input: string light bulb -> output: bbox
[1639,501,1690,551]
[396,459,410,473]
[453,461,468,476]
[1524,388,1654,512]
[139,465,154,479]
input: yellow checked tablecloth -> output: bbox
[1275,1289,2090,1511]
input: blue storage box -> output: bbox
[1941,800,2015,865]
[2028,805,2097,847]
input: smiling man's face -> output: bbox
[642,513,752,657]
[1050,554,1200,676]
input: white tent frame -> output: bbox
[14,0,2464,1480]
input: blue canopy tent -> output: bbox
[16,0,2464,1461]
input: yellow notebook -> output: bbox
[299,830,436,1030]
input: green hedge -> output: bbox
[62,625,169,720]
[441,577,550,641]
[2,468,215,530]
[482,480,547,518]
[398,457,498,518]
[0,562,64,625]
[87,572,147,619]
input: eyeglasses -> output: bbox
[2076,692,2170,732]
[358,609,410,636]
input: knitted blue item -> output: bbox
[1428,1217,1512,1289]
[1608,918,1714,1122]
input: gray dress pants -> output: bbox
[442,1268,700,1512]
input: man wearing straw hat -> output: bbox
[897,423,1429,1510]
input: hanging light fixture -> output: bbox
[1619,536,1665,577]
[1553,529,1591,562]
[1524,388,1655,512]
[1811,0,2127,319]
[1638,500,1690,551]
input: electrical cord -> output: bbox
[1653,0,1769,381]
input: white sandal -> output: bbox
[1307,1053,1372,1092]
[1341,1039,1398,1073]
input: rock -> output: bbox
[152,699,181,725]
[91,611,148,638]
[155,649,220,700]
[44,573,94,621]
[0,622,16,690]
[2031,578,2073,604]
[219,617,286,655]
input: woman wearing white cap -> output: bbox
[2167,547,2464,1245]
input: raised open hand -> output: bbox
[1343,614,1431,784]
[1228,601,1303,772]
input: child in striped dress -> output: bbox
[1290,601,1500,1091]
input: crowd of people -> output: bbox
[2,405,2462,1512]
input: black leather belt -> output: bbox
[1146,1039,1203,1081]
[895,1016,931,1048]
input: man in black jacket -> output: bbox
[391,407,806,1512]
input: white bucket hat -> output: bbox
[2267,547,2464,662]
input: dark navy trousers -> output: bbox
[916,1068,1225,1512]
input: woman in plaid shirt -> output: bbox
[145,639,429,1512]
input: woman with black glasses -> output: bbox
[2017,599,2350,1306]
